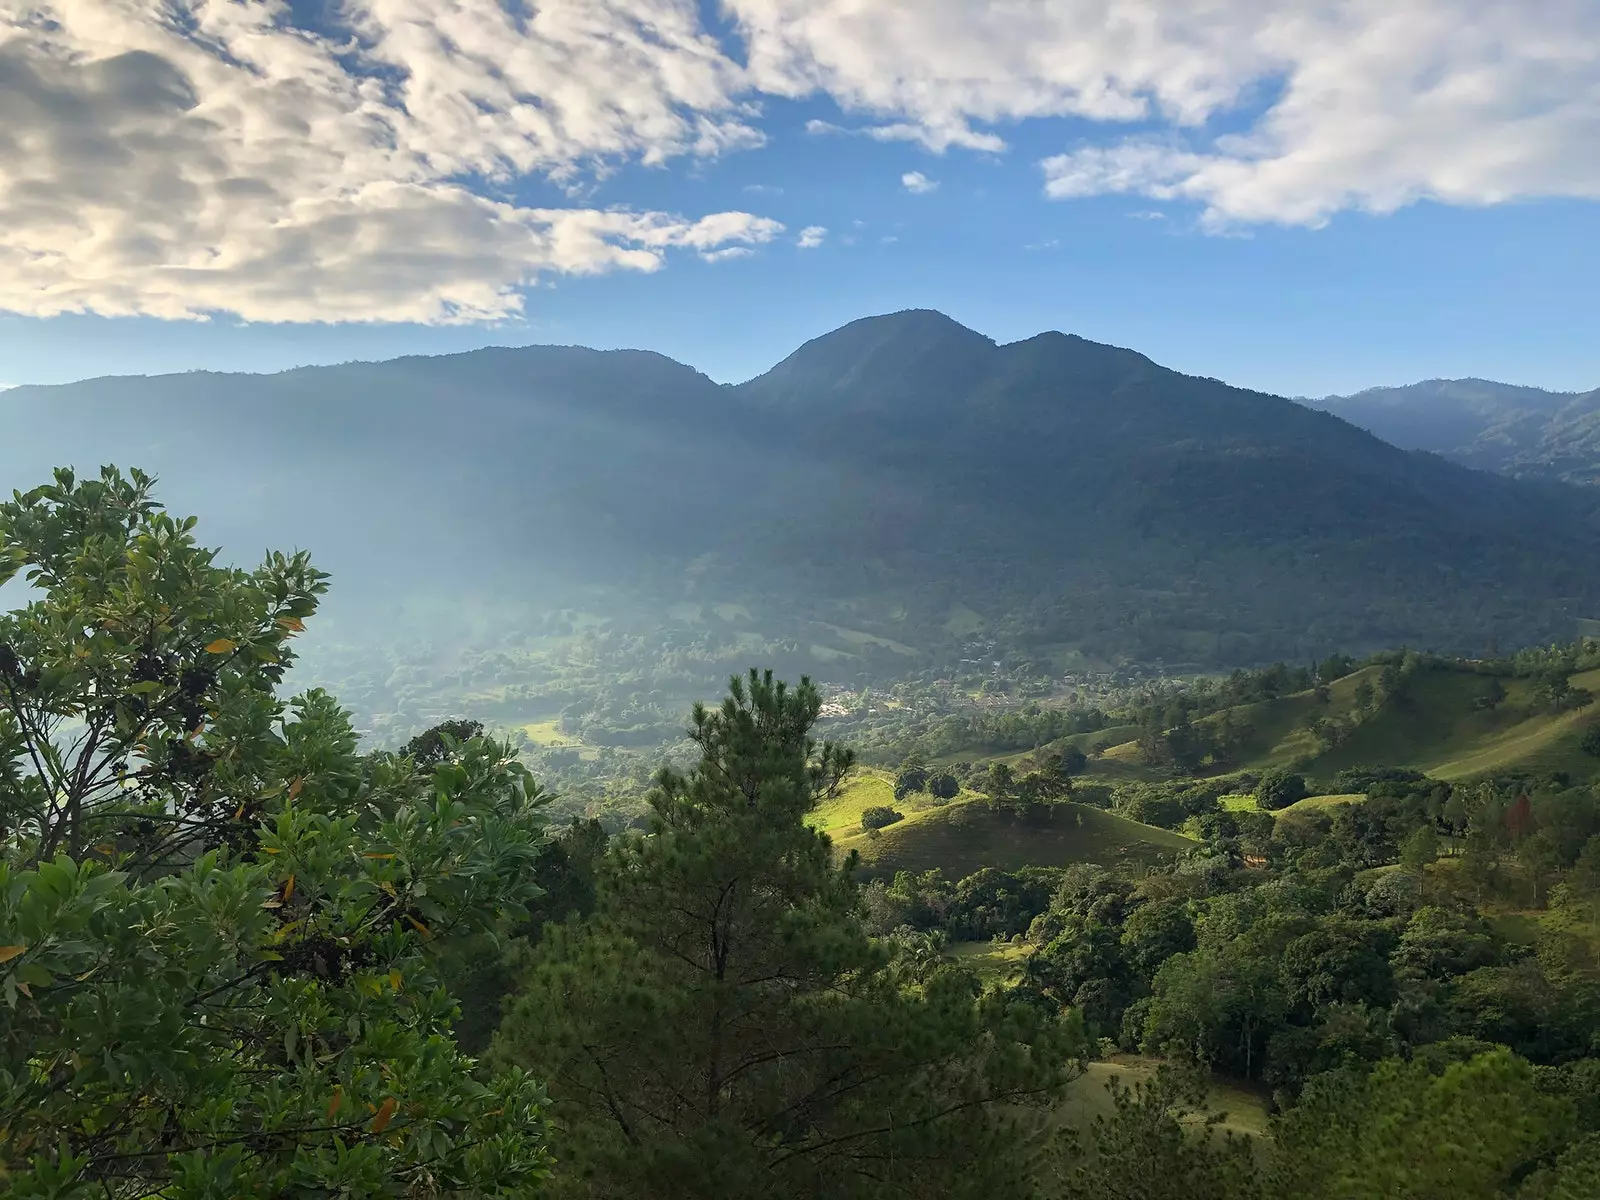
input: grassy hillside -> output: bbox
[1094,664,1600,786]
[1058,1056,1272,1140]
[1223,792,1366,818]
[812,771,1194,877]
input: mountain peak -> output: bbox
[734,310,996,413]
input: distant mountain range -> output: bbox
[4,311,1599,669]
[1310,378,1600,485]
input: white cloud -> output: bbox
[4,0,1598,322]
[797,225,828,248]
[901,171,939,194]
[727,0,1600,226]
[0,0,780,323]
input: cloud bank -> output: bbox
[3,0,1597,321]
[0,0,780,324]
[729,0,1600,228]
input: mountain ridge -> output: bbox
[1311,376,1600,484]
[3,310,1598,669]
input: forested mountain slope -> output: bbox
[4,310,1599,668]
[1312,377,1600,485]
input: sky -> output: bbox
[1,0,1597,398]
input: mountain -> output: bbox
[4,310,1599,675]
[1310,378,1600,484]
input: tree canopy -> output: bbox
[0,468,551,1196]
[495,669,1086,1199]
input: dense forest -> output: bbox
[7,311,1600,690]
[4,468,1599,1197]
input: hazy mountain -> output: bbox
[1311,378,1600,484]
[4,310,1599,669]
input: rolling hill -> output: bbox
[1311,378,1600,486]
[810,770,1195,878]
[1093,661,1600,785]
[6,310,1600,678]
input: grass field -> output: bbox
[951,939,1032,985]
[820,624,920,656]
[1168,664,1600,786]
[520,717,601,761]
[1276,792,1365,817]
[807,770,1194,877]
[521,718,579,747]
[1295,667,1600,781]
[839,801,1194,878]
[1058,1055,1271,1140]
[943,604,986,636]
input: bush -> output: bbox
[861,805,905,830]
[927,771,961,800]
[1256,769,1309,811]
[893,766,930,801]
[1581,725,1600,758]
[1073,783,1116,809]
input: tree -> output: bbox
[1255,770,1308,812]
[1399,825,1440,871]
[1268,1049,1574,1199]
[1580,725,1600,758]
[1353,678,1376,715]
[0,468,550,1194]
[983,760,1016,807]
[1048,1065,1262,1200]
[496,670,1085,1198]
[1539,671,1574,713]
[861,803,904,830]
[928,771,961,801]
[1478,678,1507,711]
[893,764,930,801]
[1056,745,1089,776]
[401,718,486,767]
[1120,898,1196,980]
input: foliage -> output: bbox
[0,469,551,1196]
[1047,1064,1262,1200]
[1582,725,1600,758]
[860,803,904,830]
[1255,770,1309,812]
[401,718,487,769]
[1269,1050,1575,1199]
[495,670,1086,1198]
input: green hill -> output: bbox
[1099,663,1600,786]
[810,770,1194,878]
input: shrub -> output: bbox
[1581,725,1600,758]
[1256,769,1309,811]
[861,805,905,830]
[893,766,930,801]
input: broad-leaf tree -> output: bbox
[0,468,551,1196]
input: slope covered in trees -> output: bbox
[6,312,1600,683]
[1311,377,1600,485]
[5,469,1600,1198]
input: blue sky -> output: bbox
[2,1,1597,397]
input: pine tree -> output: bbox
[496,669,1084,1199]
